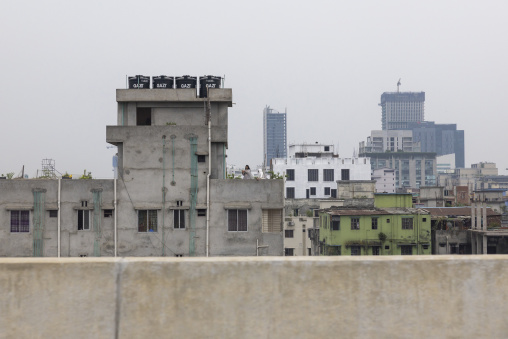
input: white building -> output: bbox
[359,130,420,153]
[272,143,371,199]
[372,168,396,193]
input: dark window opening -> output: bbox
[197,155,206,163]
[285,230,294,238]
[286,187,295,199]
[285,248,294,256]
[197,209,206,217]
[136,107,152,126]
[174,210,185,229]
[78,210,90,231]
[49,210,58,218]
[324,187,331,195]
[310,187,316,196]
[104,209,113,218]
[341,169,350,181]
[286,169,295,181]
[331,189,337,198]
[372,218,378,230]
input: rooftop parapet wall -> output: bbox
[116,88,233,105]
[2,257,508,338]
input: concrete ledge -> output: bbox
[2,256,508,338]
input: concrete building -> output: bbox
[419,186,445,207]
[372,168,396,193]
[359,130,420,153]
[263,105,287,167]
[319,193,431,256]
[0,82,284,257]
[380,92,425,130]
[407,121,465,168]
[272,144,371,199]
[361,151,437,189]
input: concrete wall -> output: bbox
[2,257,508,338]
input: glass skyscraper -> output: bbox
[263,105,287,167]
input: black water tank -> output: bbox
[128,75,150,89]
[175,75,197,89]
[199,75,222,98]
[152,75,174,89]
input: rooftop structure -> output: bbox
[263,106,287,167]
[380,92,425,130]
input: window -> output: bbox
[332,217,340,230]
[175,254,183,257]
[310,187,316,196]
[401,245,412,255]
[402,218,413,230]
[286,169,295,181]
[331,189,337,198]
[324,146,330,152]
[285,248,294,256]
[78,210,90,231]
[174,210,185,229]
[371,218,378,230]
[308,169,318,181]
[136,107,151,126]
[11,210,29,232]
[81,200,88,207]
[341,169,350,180]
[350,246,361,256]
[285,230,294,238]
[385,245,390,250]
[262,209,282,232]
[286,187,295,199]
[372,247,380,255]
[197,155,206,163]
[324,187,330,195]
[422,218,427,222]
[197,209,206,217]
[49,210,58,218]
[323,169,334,182]
[104,209,113,218]
[228,209,248,232]
[138,210,158,232]
[351,218,360,230]
[308,248,312,256]
[176,200,183,207]
[386,218,390,223]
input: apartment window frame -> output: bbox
[286,169,295,181]
[174,209,186,229]
[103,209,113,218]
[371,217,378,230]
[350,246,361,256]
[401,245,413,255]
[341,169,350,181]
[197,209,207,217]
[285,248,294,256]
[372,246,380,255]
[323,169,334,182]
[228,209,248,232]
[402,217,413,230]
[285,230,294,238]
[262,209,282,233]
[324,187,331,196]
[286,187,295,199]
[310,187,316,196]
[308,169,319,182]
[351,217,360,230]
[332,217,340,231]
[331,189,337,198]
[138,209,158,232]
[10,210,30,233]
[78,210,90,231]
[49,210,58,218]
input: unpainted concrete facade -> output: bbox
[0,87,284,257]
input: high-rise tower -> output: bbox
[380,92,425,130]
[263,105,287,166]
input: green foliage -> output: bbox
[306,210,313,217]
[226,173,241,179]
[79,170,93,179]
[62,172,72,179]
[267,171,286,179]
[6,172,14,179]
[378,232,387,242]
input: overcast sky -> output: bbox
[1,0,507,178]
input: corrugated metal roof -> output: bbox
[422,207,501,217]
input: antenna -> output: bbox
[397,78,401,93]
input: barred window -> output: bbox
[11,210,29,233]
[350,246,361,256]
[228,209,248,232]
[332,217,340,231]
[341,169,350,180]
[310,187,316,196]
[402,218,413,230]
[331,189,337,198]
[324,187,331,195]
[285,230,294,238]
[78,210,90,231]
[138,210,158,232]
[351,218,360,230]
[262,209,282,233]
[401,245,412,255]
[323,169,334,182]
[286,169,295,181]
[371,218,378,230]
[308,169,319,181]
[286,187,295,199]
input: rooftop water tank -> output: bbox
[128,75,150,89]
[199,75,221,98]
[152,75,174,89]
[175,75,197,89]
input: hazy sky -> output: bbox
[1,0,507,178]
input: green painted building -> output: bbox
[318,194,431,255]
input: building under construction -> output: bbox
[0,76,284,257]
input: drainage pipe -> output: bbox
[206,98,211,257]
[114,178,117,257]
[57,178,61,257]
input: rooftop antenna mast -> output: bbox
[397,78,401,93]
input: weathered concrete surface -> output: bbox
[2,256,508,338]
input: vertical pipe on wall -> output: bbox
[58,178,61,258]
[206,98,212,257]
[162,135,166,256]
[114,178,117,257]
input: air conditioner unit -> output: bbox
[287,221,295,226]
